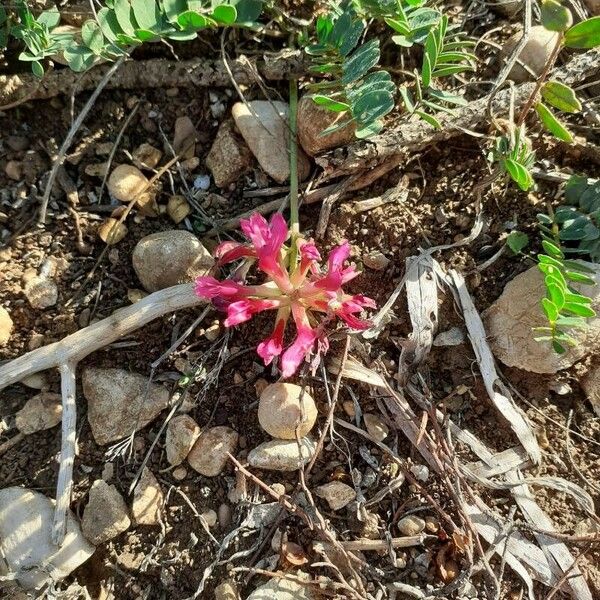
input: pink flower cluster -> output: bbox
[195,213,375,377]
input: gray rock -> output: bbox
[397,515,425,536]
[23,277,58,309]
[485,264,600,373]
[297,95,356,156]
[232,101,311,184]
[314,481,356,511]
[247,438,315,471]
[0,487,95,590]
[81,480,131,544]
[82,368,170,445]
[132,467,164,525]
[187,426,239,477]
[215,581,240,600]
[15,392,62,435]
[206,119,254,188]
[132,230,214,292]
[433,326,465,347]
[0,306,13,346]
[582,365,600,417]
[247,571,316,600]
[165,414,201,466]
[363,413,389,443]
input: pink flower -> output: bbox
[195,213,376,377]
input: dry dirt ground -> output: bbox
[1,3,600,600]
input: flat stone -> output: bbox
[132,230,214,292]
[363,250,390,271]
[173,116,197,159]
[433,326,465,347]
[232,101,311,184]
[363,413,389,443]
[0,487,95,590]
[15,392,62,435]
[502,26,560,83]
[206,119,254,188]
[314,481,356,511]
[132,467,164,525]
[81,480,131,544]
[297,95,356,156]
[165,414,201,466]
[82,368,170,445]
[397,515,425,536]
[247,571,316,600]
[247,438,315,472]
[0,306,13,346]
[23,277,58,309]
[484,264,600,373]
[187,426,239,477]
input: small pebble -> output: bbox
[172,466,187,481]
[315,481,356,511]
[363,413,389,442]
[218,503,232,529]
[201,509,218,528]
[410,464,429,482]
[398,515,425,536]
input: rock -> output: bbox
[165,414,201,466]
[84,162,110,178]
[6,135,29,152]
[582,365,600,417]
[132,467,164,525]
[81,480,131,544]
[167,195,191,224]
[297,95,356,156]
[410,464,430,482]
[232,101,311,183]
[0,487,95,590]
[433,326,465,347]
[132,230,214,292]
[258,383,318,440]
[97,218,128,245]
[247,438,316,471]
[218,503,232,528]
[15,392,62,435]
[501,26,560,83]
[107,164,155,208]
[398,515,426,536]
[215,581,240,600]
[173,116,197,159]
[172,466,187,481]
[484,264,600,373]
[314,481,356,511]
[0,306,13,346]
[584,0,600,15]
[24,276,58,309]
[5,160,22,181]
[247,571,315,600]
[206,119,254,188]
[132,143,162,170]
[20,372,48,390]
[187,426,239,476]
[363,250,390,271]
[201,509,218,528]
[82,368,170,445]
[363,413,389,442]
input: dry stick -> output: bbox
[38,56,125,225]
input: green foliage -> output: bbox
[540,0,572,32]
[506,231,529,254]
[64,0,263,72]
[491,124,535,191]
[564,16,600,49]
[8,2,72,77]
[535,206,596,354]
[541,80,581,113]
[535,102,573,142]
[304,8,395,138]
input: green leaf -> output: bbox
[421,52,432,87]
[352,88,395,129]
[232,0,263,25]
[97,7,122,42]
[565,270,595,284]
[399,86,415,112]
[541,81,581,113]
[552,339,567,354]
[63,44,97,72]
[542,297,559,322]
[542,239,565,259]
[81,20,105,54]
[564,16,600,49]
[562,302,595,317]
[507,231,529,254]
[134,28,159,41]
[311,95,349,112]
[212,5,237,25]
[415,110,441,128]
[114,0,136,35]
[161,0,187,23]
[342,39,380,85]
[177,10,208,30]
[547,283,565,309]
[564,291,593,304]
[504,158,533,191]
[431,65,472,78]
[38,8,61,29]
[131,0,161,30]
[31,60,44,78]
[385,17,410,36]
[541,0,573,32]
[535,103,573,142]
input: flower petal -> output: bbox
[240,213,270,250]
[224,298,280,327]
[257,307,289,366]
[280,305,317,378]
[195,276,248,299]
[215,241,256,265]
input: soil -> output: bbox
[1,3,600,600]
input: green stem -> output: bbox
[289,78,299,237]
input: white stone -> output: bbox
[0,487,95,590]
[247,438,316,472]
[187,426,239,477]
[0,306,13,346]
[200,509,218,528]
[314,481,356,511]
[433,326,465,347]
[132,230,214,292]
[165,414,201,466]
[398,515,425,536]
[247,571,316,600]
[232,101,311,184]
[81,480,131,544]
[24,277,58,309]
[15,392,62,435]
[132,467,163,525]
[363,413,389,443]
[502,26,560,83]
[258,383,317,440]
[410,464,430,482]
[485,264,600,373]
[82,368,170,445]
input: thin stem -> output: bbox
[288,78,299,237]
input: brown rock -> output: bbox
[132,143,162,170]
[165,414,201,466]
[173,116,197,159]
[132,468,163,525]
[107,164,154,208]
[206,119,254,188]
[188,426,239,476]
[297,95,356,156]
[582,365,600,417]
[15,392,62,435]
[0,306,13,346]
[81,480,130,544]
